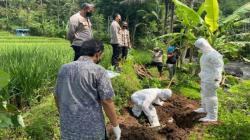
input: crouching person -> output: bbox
[131,88,172,127]
[54,39,121,140]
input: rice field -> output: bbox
[0,31,72,106]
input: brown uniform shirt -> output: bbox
[67,12,93,46]
[110,20,122,45]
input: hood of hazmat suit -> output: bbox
[159,89,172,101]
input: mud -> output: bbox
[109,94,206,140]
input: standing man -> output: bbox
[67,3,95,61]
[166,45,178,80]
[194,38,224,122]
[110,13,122,71]
[120,21,131,60]
[54,39,121,140]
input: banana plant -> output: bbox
[198,0,219,33]
[172,0,203,27]
[0,70,25,128]
[223,2,250,25]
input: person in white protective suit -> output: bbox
[194,38,224,122]
[131,88,172,127]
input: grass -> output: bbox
[183,79,250,140]
[0,95,60,140]
[0,31,72,106]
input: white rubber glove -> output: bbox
[113,125,121,140]
[157,101,164,106]
[153,98,164,106]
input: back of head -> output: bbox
[79,39,104,57]
[159,89,172,100]
[122,21,128,27]
[194,38,214,53]
[113,13,120,20]
[167,46,175,53]
[153,47,160,52]
[80,3,95,10]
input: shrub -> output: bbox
[111,59,142,110]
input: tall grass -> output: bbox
[0,31,72,107]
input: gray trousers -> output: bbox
[167,64,176,79]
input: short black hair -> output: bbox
[113,13,120,19]
[79,39,104,57]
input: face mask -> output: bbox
[86,12,92,17]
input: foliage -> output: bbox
[112,58,142,110]
[0,70,24,129]
[224,75,240,88]
[129,49,152,64]
[0,95,60,139]
[0,32,71,107]
[173,72,200,100]
[0,70,10,90]
[220,0,250,16]
[203,0,219,33]
[223,2,250,24]
[172,0,203,27]
[24,95,60,140]
[141,78,162,89]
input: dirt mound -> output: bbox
[109,94,206,140]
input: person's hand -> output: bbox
[158,101,164,106]
[155,101,164,106]
[113,125,121,140]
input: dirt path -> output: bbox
[108,94,206,140]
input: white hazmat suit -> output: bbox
[131,88,172,127]
[194,38,224,122]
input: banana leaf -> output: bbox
[223,2,250,24]
[204,0,219,33]
[197,3,205,16]
[172,0,203,27]
[233,18,250,27]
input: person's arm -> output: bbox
[97,70,121,139]
[153,98,164,106]
[97,70,119,126]
[67,19,78,43]
[101,99,118,127]
[209,54,224,82]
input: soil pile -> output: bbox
[109,94,206,140]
